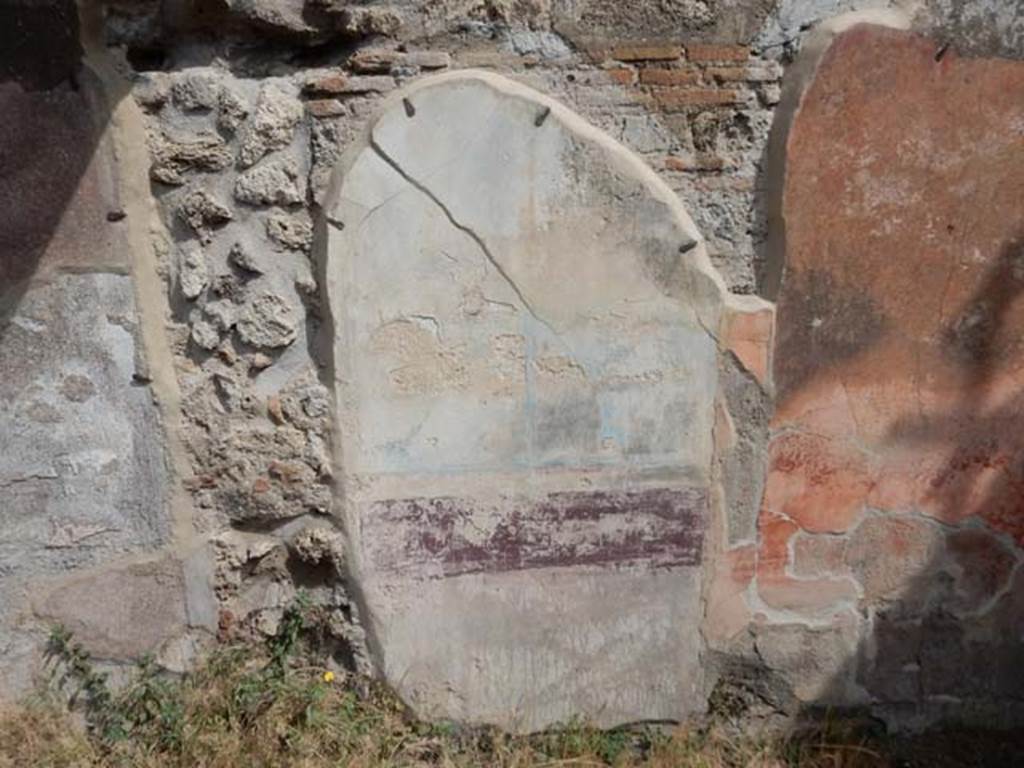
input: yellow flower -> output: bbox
[323,670,335,683]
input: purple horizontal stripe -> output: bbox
[362,487,705,577]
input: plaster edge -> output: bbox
[757,6,916,301]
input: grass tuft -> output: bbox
[0,597,892,767]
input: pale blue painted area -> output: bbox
[333,74,722,482]
[356,314,716,476]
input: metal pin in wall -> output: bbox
[535,106,551,127]
[403,98,415,117]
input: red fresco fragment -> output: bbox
[767,25,1024,567]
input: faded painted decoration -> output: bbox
[752,24,1024,724]
[325,71,759,730]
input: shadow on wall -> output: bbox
[748,23,1024,737]
[799,235,1024,729]
[0,0,129,333]
[863,235,1024,719]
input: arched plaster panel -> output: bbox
[325,70,770,730]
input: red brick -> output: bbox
[612,44,682,62]
[654,88,740,109]
[349,47,403,73]
[705,66,749,82]
[305,99,345,118]
[578,40,613,62]
[604,66,636,85]
[267,395,285,424]
[685,44,749,62]
[304,73,348,94]
[665,154,727,172]
[663,155,685,171]
[639,68,700,86]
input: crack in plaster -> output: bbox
[693,307,722,350]
[0,472,60,488]
[368,138,560,337]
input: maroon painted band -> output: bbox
[363,487,706,577]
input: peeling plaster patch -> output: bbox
[0,274,169,584]
[59,373,97,402]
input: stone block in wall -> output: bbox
[611,44,682,62]
[305,72,396,95]
[306,98,346,117]
[35,557,191,660]
[705,63,781,83]
[753,613,862,705]
[552,1,776,49]
[349,47,405,73]
[405,51,452,70]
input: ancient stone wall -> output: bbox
[2,0,1023,734]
